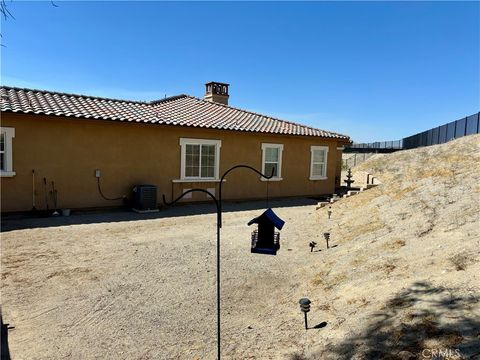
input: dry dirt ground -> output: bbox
[2,135,479,360]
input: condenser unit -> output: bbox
[132,185,159,213]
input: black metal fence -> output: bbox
[348,112,479,151]
[402,112,479,149]
[348,140,403,150]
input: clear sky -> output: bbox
[1,1,479,142]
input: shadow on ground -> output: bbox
[1,197,318,232]
[291,281,480,360]
[1,311,12,360]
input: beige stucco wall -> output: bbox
[1,113,349,212]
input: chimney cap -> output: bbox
[205,82,230,103]
[205,81,230,86]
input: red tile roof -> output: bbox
[0,86,349,140]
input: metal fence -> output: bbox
[348,112,479,151]
[402,112,479,149]
[349,139,403,150]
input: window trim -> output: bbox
[261,143,284,181]
[0,127,15,177]
[310,145,329,180]
[179,138,221,181]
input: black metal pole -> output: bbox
[304,312,308,330]
[163,165,274,360]
[217,222,221,360]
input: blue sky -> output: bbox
[1,1,479,142]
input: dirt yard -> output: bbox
[2,135,479,359]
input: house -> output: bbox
[0,82,350,213]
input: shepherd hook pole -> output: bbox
[163,164,274,360]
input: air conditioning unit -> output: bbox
[132,185,159,213]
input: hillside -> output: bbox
[1,135,479,360]
[296,134,480,359]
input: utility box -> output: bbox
[132,185,158,213]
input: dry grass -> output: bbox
[449,251,477,271]
[381,263,397,275]
[347,296,370,307]
[311,271,347,291]
[46,267,92,279]
[382,239,406,250]
[390,185,418,200]
[341,216,384,243]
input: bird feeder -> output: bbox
[248,208,285,255]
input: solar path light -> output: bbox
[309,241,317,252]
[324,232,331,249]
[299,298,311,330]
[327,206,332,219]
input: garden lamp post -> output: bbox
[324,232,331,249]
[163,164,274,360]
[299,298,311,330]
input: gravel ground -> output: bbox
[2,135,479,359]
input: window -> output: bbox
[0,127,15,177]
[261,143,283,181]
[310,146,328,180]
[180,138,221,180]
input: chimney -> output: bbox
[204,82,229,105]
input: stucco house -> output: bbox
[0,82,350,213]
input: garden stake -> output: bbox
[43,177,49,211]
[51,181,59,216]
[31,169,37,211]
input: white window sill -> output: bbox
[260,177,283,182]
[1,171,16,177]
[310,176,327,181]
[172,179,226,183]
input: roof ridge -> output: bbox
[0,85,154,105]
[149,94,188,104]
[182,95,349,138]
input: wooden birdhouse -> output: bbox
[248,208,285,255]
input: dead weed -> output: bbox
[449,251,477,271]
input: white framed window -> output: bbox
[261,143,283,181]
[310,146,328,180]
[179,138,221,180]
[0,127,15,177]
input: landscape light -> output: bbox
[323,232,330,249]
[299,298,311,330]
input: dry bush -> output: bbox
[449,252,477,271]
